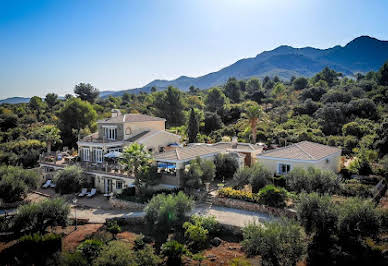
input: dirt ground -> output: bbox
[61,224,103,251]
[183,241,259,266]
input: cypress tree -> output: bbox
[187,108,199,143]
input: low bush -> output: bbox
[258,184,287,208]
[286,167,340,194]
[94,241,136,266]
[55,165,86,194]
[190,215,220,237]
[106,220,121,239]
[0,165,40,203]
[60,251,88,266]
[218,186,288,208]
[340,181,373,198]
[117,187,182,203]
[77,239,103,264]
[0,233,62,265]
[161,240,188,266]
[134,234,146,250]
[242,219,306,266]
[13,198,70,234]
[218,187,260,203]
[134,245,161,266]
[233,163,272,192]
[183,221,208,251]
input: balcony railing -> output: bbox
[39,153,133,179]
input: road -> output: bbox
[69,204,274,227]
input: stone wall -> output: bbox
[213,196,296,218]
[109,197,145,211]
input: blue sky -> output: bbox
[0,0,387,99]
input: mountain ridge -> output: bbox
[2,35,388,104]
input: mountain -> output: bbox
[2,36,388,103]
[0,97,31,104]
[138,35,388,92]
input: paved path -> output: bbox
[69,204,274,227]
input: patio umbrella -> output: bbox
[104,151,123,159]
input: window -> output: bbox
[94,149,103,163]
[103,126,117,140]
[109,148,122,153]
[148,148,153,153]
[159,146,165,153]
[82,148,90,162]
[116,181,123,190]
[278,163,291,174]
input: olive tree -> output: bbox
[242,219,306,266]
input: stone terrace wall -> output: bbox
[213,196,296,218]
[109,197,145,211]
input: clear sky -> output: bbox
[0,0,387,99]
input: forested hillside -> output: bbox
[1,62,388,176]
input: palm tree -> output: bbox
[243,102,265,144]
[37,125,62,154]
[120,143,152,177]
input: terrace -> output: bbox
[39,152,133,179]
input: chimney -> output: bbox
[231,136,238,149]
[111,109,121,118]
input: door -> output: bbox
[104,178,113,193]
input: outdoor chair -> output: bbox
[87,188,97,198]
[42,180,52,188]
[78,188,88,197]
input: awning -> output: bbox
[157,162,176,169]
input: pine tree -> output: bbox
[187,108,199,143]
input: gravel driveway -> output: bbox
[69,204,275,227]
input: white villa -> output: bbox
[257,141,341,175]
[40,110,181,194]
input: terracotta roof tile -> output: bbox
[98,113,165,123]
[258,141,340,161]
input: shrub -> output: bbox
[296,193,338,235]
[340,181,373,198]
[60,251,88,266]
[106,220,121,239]
[77,239,103,264]
[161,240,188,266]
[55,165,86,194]
[134,245,161,266]
[94,241,136,266]
[190,215,220,237]
[218,187,260,203]
[145,192,193,247]
[338,197,381,239]
[13,198,70,234]
[183,221,208,251]
[230,257,252,266]
[286,167,339,194]
[233,163,272,192]
[214,153,239,180]
[242,219,306,266]
[257,185,287,208]
[249,163,272,193]
[0,233,62,265]
[134,234,146,250]
[183,157,216,188]
[0,165,40,203]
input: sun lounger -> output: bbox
[42,180,52,188]
[78,188,87,197]
[87,188,97,198]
